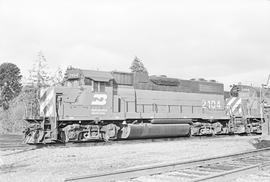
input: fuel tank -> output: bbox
[120,123,190,139]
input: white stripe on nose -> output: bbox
[226,97,237,106]
[231,98,242,113]
[44,104,54,117]
[40,89,54,115]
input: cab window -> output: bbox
[93,81,99,92]
[84,78,92,86]
[93,81,106,92]
[66,79,80,87]
[100,82,105,92]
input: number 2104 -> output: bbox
[202,100,221,109]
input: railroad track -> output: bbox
[65,147,270,182]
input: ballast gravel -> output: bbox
[0,136,261,182]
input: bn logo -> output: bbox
[91,94,107,105]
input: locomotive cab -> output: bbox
[24,69,118,143]
[61,69,114,120]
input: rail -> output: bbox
[65,147,270,182]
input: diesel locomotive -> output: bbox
[226,84,263,134]
[23,68,264,144]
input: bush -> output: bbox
[0,86,38,134]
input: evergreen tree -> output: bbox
[0,63,22,110]
[28,51,52,88]
[129,56,148,73]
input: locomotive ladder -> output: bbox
[64,147,270,182]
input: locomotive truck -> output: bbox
[23,68,262,144]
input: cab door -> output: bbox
[90,80,113,117]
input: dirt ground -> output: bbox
[0,135,262,182]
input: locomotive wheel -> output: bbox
[103,133,110,142]
[77,132,84,141]
[77,131,90,141]
[187,128,192,137]
[60,131,68,143]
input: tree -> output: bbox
[63,66,77,82]
[52,67,64,86]
[0,63,22,110]
[28,51,52,88]
[129,56,148,73]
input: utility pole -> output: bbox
[261,76,270,140]
[266,74,270,86]
[251,74,270,149]
[261,85,270,139]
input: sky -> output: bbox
[1,0,270,90]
